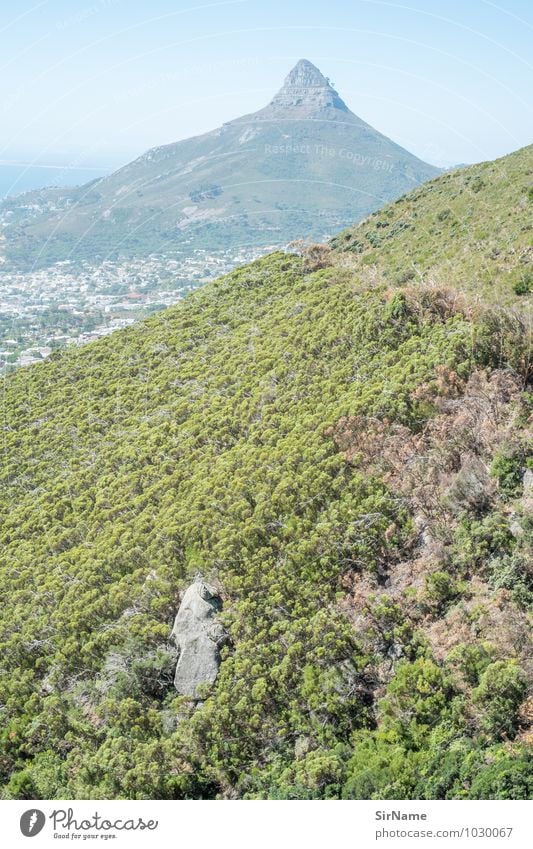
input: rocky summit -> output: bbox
[260,58,350,114]
[0,60,439,269]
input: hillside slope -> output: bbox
[0,60,438,270]
[331,143,533,303]
[0,150,531,800]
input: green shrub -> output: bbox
[468,750,533,799]
[424,571,465,612]
[446,643,493,687]
[490,451,525,496]
[437,208,453,222]
[415,740,533,799]
[378,658,455,745]
[513,272,531,296]
[472,661,527,738]
[453,513,514,574]
[343,734,417,799]
[488,551,533,608]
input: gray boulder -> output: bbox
[171,578,227,699]
[523,468,533,499]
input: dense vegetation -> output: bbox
[0,146,531,800]
[332,143,533,304]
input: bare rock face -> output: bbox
[264,58,349,115]
[171,579,227,699]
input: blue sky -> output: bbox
[1,0,531,171]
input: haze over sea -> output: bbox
[0,162,109,199]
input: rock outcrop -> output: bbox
[264,58,349,115]
[171,578,227,699]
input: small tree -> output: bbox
[472,661,527,739]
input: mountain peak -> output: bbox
[284,59,330,88]
[268,59,349,113]
[0,57,441,270]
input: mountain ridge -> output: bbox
[0,59,439,270]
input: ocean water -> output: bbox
[0,163,109,199]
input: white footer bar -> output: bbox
[2,799,531,849]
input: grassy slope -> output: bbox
[331,144,533,303]
[0,149,531,800]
